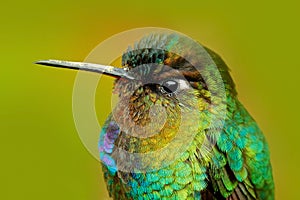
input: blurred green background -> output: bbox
[1,0,299,199]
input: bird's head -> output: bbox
[36,33,236,170]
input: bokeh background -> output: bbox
[1,1,299,199]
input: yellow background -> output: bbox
[1,0,298,199]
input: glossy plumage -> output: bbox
[99,34,274,199]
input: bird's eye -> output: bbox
[161,80,179,94]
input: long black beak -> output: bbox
[35,59,134,80]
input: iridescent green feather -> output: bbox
[100,33,274,199]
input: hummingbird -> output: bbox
[36,33,274,199]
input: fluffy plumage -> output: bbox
[99,34,274,199]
